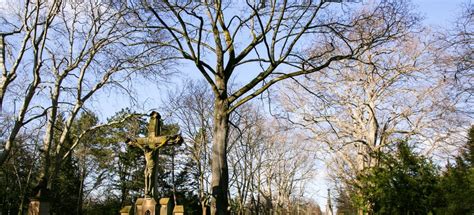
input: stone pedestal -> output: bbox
[136,198,144,215]
[172,205,184,215]
[143,198,157,215]
[135,197,157,215]
[120,205,132,215]
[159,198,173,215]
[27,198,50,215]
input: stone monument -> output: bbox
[127,111,183,215]
[27,199,50,215]
[27,177,50,215]
[172,205,184,215]
[159,198,173,215]
[120,205,132,215]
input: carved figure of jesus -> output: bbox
[126,111,183,197]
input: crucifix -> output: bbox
[126,111,183,198]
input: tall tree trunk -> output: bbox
[172,148,177,205]
[17,198,25,215]
[30,107,57,201]
[77,162,85,215]
[200,126,209,215]
[200,155,207,215]
[210,94,230,215]
[38,80,61,196]
[119,164,129,207]
[0,35,7,112]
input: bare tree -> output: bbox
[163,80,214,214]
[225,104,318,214]
[0,0,171,166]
[137,0,418,212]
[0,2,170,206]
[227,104,266,214]
[0,0,62,166]
[279,27,468,212]
[0,129,42,214]
[261,126,316,213]
[435,1,473,115]
[165,81,318,214]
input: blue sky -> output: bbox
[414,0,466,26]
[101,0,468,117]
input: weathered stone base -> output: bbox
[135,197,157,215]
[159,198,173,215]
[120,205,132,215]
[172,205,184,215]
[27,198,50,215]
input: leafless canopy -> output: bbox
[133,0,420,213]
[134,0,418,112]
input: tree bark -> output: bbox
[210,85,230,215]
[0,35,6,112]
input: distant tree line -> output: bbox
[334,126,473,215]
